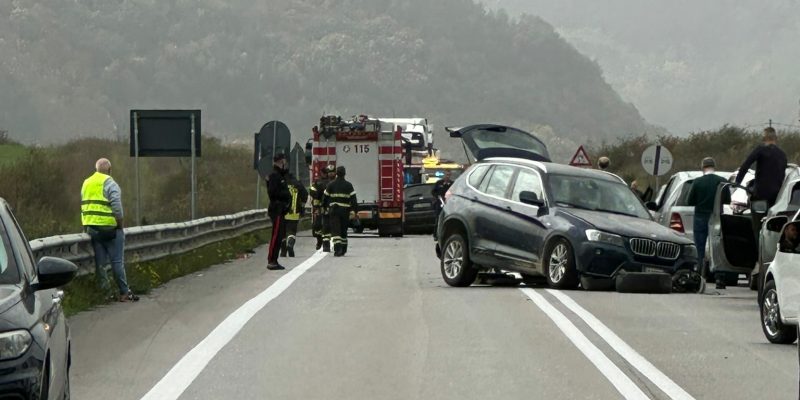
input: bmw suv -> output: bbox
[434,158,698,291]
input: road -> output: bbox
[70,233,797,400]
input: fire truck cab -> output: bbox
[309,115,405,237]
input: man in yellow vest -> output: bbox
[280,173,309,257]
[81,158,138,302]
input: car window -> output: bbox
[468,165,490,188]
[2,207,35,279]
[511,168,544,203]
[0,217,22,284]
[483,165,515,198]
[548,174,651,219]
[656,177,675,208]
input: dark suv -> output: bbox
[435,159,698,291]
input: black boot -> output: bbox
[280,241,287,258]
[315,236,322,250]
[342,243,348,255]
[333,243,343,257]
[287,237,296,257]
[715,273,727,290]
[322,240,331,253]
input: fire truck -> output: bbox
[308,115,405,237]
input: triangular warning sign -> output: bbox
[569,145,593,167]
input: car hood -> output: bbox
[0,286,23,317]
[563,208,692,244]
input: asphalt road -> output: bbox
[70,234,798,400]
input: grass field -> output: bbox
[0,144,27,166]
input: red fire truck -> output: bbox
[309,115,404,237]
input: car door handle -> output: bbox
[52,290,64,305]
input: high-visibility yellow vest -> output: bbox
[81,172,117,226]
[286,184,301,221]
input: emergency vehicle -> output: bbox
[377,117,434,185]
[310,115,405,237]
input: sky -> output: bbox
[490,0,800,135]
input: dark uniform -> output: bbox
[324,166,357,257]
[266,155,291,269]
[310,165,336,252]
[280,173,309,258]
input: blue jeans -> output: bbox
[693,214,710,272]
[91,229,130,295]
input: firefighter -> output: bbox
[280,172,309,258]
[324,166,358,257]
[310,164,336,251]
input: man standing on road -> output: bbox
[310,164,336,252]
[431,170,453,237]
[267,154,292,270]
[81,158,139,302]
[735,127,788,236]
[280,172,309,258]
[687,157,730,289]
[324,166,358,257]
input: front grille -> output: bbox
[630,238,681,260]
[630,238,656,257]
[657,242,680,260]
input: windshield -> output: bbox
[548,174,651,219]
[463,126,549,159]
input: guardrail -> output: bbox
[29,209,276,276]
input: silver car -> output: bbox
[648,171,732,240]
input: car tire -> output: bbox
[615,272,672,293]
[440,233,478,287]
[544,239,579,289]
[760,280,798,344]
[580,275,615,291]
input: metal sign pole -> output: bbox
[190,113,197,220]
[134,111,141,226]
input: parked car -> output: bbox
[445,124,551,164]
[709,164,800,291]
[403,183,437,233]
[0,198,77,399]
[434,158,698,292]
[759,214,800,344]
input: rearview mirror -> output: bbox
[767,216,789,233]
[645,201,658,211]
[519,191,545,207]
[35,257,78,291]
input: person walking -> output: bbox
[280,172,309,258]
[81,158,138,302]
[324,166,358,257]
[267,154,291,270]
[310,164,336,252]
[687,157,730,289]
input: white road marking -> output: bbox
[141,250,327,400]
[520,288,650,400]
[547,289,696,400]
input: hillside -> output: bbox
[0,0,659,162]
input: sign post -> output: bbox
[641,143,673,190]
[569,145,593,168]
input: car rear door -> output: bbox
[471,164,519,267]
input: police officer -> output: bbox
[280,172,309,258]
[324,166,358,257]
[266,154,291,270]
[310,164,336,251]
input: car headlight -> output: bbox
[585,229,625,247]
[683,244,698,258]
[0,330,32,360]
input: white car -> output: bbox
[761,212,800,344]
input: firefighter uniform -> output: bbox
[324,166,357,257]
[310,165,335,252]
[280,174,309,258]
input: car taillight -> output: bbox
[669,213,684,233]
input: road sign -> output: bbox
[641,144,673,177]
[569,145,593,167]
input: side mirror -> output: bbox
[767,216,790,233]
[645,201,658,211]
[519,191,545,207]
[752,199,769,214]
[35,257,77,291]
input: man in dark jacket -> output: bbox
[310,164,336,252]
[735,127,787,231]
[267,154,292,270]
[280,173,309,258]
[324,166,358,257]
[431,170,453,238]
[687,157,731,289]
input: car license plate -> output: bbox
[413,203,429,209]
[643,266,663,273]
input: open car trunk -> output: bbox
[447,124,551,164]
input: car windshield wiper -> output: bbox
[555,201,591,210]
[593,208,639,218]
